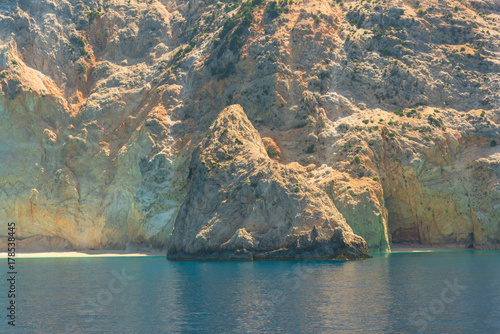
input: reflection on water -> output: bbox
[0,251,499,333]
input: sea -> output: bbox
[1,250,499,333]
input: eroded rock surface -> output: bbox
[167,105,370,259]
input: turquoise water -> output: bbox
[1,251,499,333]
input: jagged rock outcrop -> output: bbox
[167,105,370,259]
[167,105,368,259]
[0,0,499,254]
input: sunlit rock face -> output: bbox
[167,105,370,259]
[0,0,499,253]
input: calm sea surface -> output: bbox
[1,251,499,333]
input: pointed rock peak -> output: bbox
[204,104,265,152]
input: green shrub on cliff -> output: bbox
[218,0,263,54]
[87,9,101,23]
[266,0,292,19]
[381,47,391,56]
[428,115,443,128]
[266,1,282,18]
[70,35,85,48]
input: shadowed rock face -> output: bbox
[167,105,370,260]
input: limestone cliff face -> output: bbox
[0,0,499,253]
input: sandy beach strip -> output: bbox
[388,244,471,253]
[0,251,164,258]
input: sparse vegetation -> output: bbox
[70,35,85,48]
[184,40,196,54]
[267,149,280,158]
[77,64,85,74]
[372,28,387,39]
[266,0,290,19]
[394,109,404,116]
[87,9,102,23]
[381,47,391,56]
[214,0,264,61]
[428,115,443,128]
[407,109,418,117]
[319,71,330,80]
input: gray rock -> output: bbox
[167,105,370,260]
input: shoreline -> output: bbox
[387,244,475,253]
[0,250,164,258]
[0,246,497,259]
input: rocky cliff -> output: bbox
[0,0,499,256]
[167,105,370,259]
